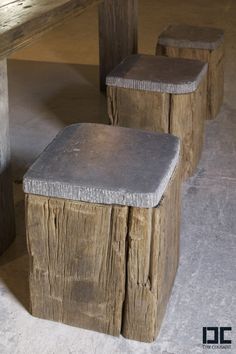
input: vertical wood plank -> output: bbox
[170,77,207,179]
[0,59,15,254]
[99,0,138,91]
[122,167,181,342]
[209,43,224,119]
[107,86,170,133]
[154,165,181,336]
[26,195,129,336]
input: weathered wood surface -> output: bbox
[107,76,207,179]
[156,43,224,119]
[170,76,207,179]
[0,59,15,254]
[99,0,138,90]
[26,195,129,336]
[0,0,102,60]
[209,43,224,119]
[122,166,181,342]
[26,165,181,342]
[107,86,170,133]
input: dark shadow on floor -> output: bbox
[8,59,109,127]
[0,195,30,311]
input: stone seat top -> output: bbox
[23,123,180,208]
[158,24,224,50]
[106,54,207,94]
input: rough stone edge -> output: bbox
[23,141,181,209]
[106,63,208,94]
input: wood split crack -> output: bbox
[120,206,132,334]
[168,93,172,134]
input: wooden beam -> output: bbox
[98,0,138,90]
[0,0,102,60]
[0,59,15,254]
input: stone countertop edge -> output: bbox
[106,62,208,94]
[158,31,224,51]
[23,141,180,209]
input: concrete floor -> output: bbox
[0,1,235,353]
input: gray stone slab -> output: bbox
[23,123,180,208]
[158,24,224,50]
[106,54,208,94]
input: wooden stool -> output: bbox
[24,123,181,343]
[156,24,224,119]
[106,54,207,180]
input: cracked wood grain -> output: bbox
[0,0,102,59]
[26,165,181,342]
[99,0,138,90]
[170,76,207,179]
[107,86,170,133]
[121,166,181,342]
[26,196,129,336]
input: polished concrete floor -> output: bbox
[0,1,236,353]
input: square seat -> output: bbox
[24,123,180,208]
[158,24,224,50]
[106,53,207,94]
[106,54,208,179]
[156,24,225,119]
[24,123,181,342]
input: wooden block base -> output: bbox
[26,166,181,342]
